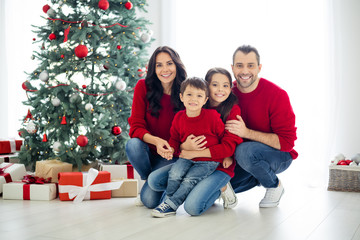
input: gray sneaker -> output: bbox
[221,182,238,209]
[259,180,284,208]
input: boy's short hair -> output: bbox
[180,77,209,97]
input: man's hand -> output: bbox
[225,115,250,138]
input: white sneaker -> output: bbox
[221,182,238,209]
[259,180,284,208]
[135,195,144,207]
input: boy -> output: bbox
[152,77,231,217]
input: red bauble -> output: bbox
[337,160,347,165]
[98,0,109,10]
[18,131,23,137]
[33,38,36,41]
[124,1,133,10]
[74,44,88,58]
[22,81,29,90]
[49,33,56,40]
[117,45,122,50]
[112,126,122,135]
[43,4,50,13]
[76,135,89,147]
[138,68,145,77]
[60,54,65,59]
[82,85,87,89]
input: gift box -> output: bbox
[99,163,145,190]
[0,163,27,193]
[111,179,138,197]
[58,168,123,203]
[0,153,20,164]
[35,159,73,183]
[0,139,22,154]
[3,176,57,201]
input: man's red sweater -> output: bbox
[232,78,298,159]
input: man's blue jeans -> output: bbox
[231,141,293,193]
[125,138,177,208]
[148,165,230,216]
[165,158,219,210]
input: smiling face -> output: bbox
[208,73,232,107]
[155,52,177,93]
[232,51,262,93]
[180,85,208,117]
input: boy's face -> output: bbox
[180,85,208,116]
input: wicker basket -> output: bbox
[328,165,360,192]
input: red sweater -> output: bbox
[232,78,298,159]
[209,105,243,178]
[128,79,176,155]
[169,109,225,163]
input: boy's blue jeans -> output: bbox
[231,141,293,193]
[165,158,219,210]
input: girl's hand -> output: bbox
[179,150,196,160]
[223,157,233,168]
[181,134,207,151]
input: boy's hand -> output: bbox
[181,134,207,151]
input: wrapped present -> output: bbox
[72,160,99,172]
[111,179,138,197]
[35,159,73,183]
[99,163,145,190]
[3,175,57,200]
[0,153,20,164]
[0,163,27,193]
[0,138,22,154]
[58,168,123,203]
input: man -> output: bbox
[225,45,298,207]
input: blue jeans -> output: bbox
[148,165,230,216]
[231,141,293,193]
[125,138,177,208]
[165,158,219,210]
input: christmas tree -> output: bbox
[18,0,153,170]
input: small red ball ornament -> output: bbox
[18,131,23,137]
[43,4,50,13]
[75,44,88,58]
[22,81,29,90]
[117,45,122,50]
[76,135,89,147]
[82,85,87,89]
[49,33,56,40]
[33,38,36,41]
[98,0,109,10]
[60,54,65,59]
[112,126,122,135]
[124,1,133,10]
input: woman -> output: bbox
[148,67,243,215]
[126,46,187,208]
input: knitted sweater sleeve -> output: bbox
[270,89,297,152]
[209,105,243,160]
[128,80,150,140]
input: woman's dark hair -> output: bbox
[145,46,187,117]
[205,67,238,123]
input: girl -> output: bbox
[126,46,187,208]
[148,67,243,215]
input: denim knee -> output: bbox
[125,138,144,155]
[235,142,259,171]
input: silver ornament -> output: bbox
[53,141,62,152]
[26,121,37,134]
[51,97,61,107]
[39,70,49,82]
[85,103,93,111]
[140,33,151,43]
[115,80,127,91]
[70,93,80,103]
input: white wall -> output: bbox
[329,0,360,159]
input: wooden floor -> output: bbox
[1,169,360,240]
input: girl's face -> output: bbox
[208,73,232,107]
[155,52,177,91]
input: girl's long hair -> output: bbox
[145,46,187,117]
[205,67,238,123]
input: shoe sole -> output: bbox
[259,189,284,208]
[151,211,176,218]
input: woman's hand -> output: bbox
[154,137,172,156]
[181,134,207,151]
